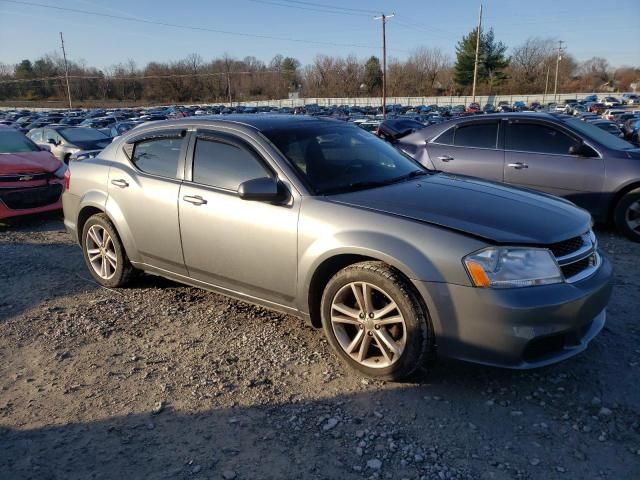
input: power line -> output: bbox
[0,0,403,52]
[278,0,379,15]
[245,0,368,17]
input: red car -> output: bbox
[589,102,606,114]
[466,102,481,113]
[0,126,67,221]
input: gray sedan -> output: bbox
[396,113,640,241]
[62,116,612,380]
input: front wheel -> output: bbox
[614,189,640,242]
[81,213,136,287]
[320,261,433,380]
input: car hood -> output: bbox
[328,173,592,244]
[0,150,61,175]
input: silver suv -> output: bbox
[62,116,612,380]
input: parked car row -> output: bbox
[377,112,640,241]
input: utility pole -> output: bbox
[471,4,483,103]
[59,32,72,110]
[374,13,394,118]
[553,40,564,102]
[543,65,550,104]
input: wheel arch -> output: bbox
[304,249,427,329]
[608,181,640,222]
[77,199,139,264]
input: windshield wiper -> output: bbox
[386,169,429,184]
[319,171,428,195]
[319,180,394,195]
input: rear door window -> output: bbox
[131,137,183,178]
[434,127,454,145]
[454,122,499,149]
[506,123,576,155]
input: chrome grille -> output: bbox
[548,236,584,258]
[549,230,600,283]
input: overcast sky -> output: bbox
[1,0,638,69]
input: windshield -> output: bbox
[562,117,634,150]
[263,123,427,195]
[0,130,40,153]
[58,127,108,142]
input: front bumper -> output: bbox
[415,254,613,368]
[0,183,63,220]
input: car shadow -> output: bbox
[1,378,636,480]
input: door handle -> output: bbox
[110,179,129,188]
[183,195,207,206]
[507,162,529,169]
[437,155,454,162]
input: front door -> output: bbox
[179,130,299,306]
[503,120,604,212]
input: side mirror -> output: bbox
[568,142,595,157]
[237,177,284,202]
[47,138,58,146]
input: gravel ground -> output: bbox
[0,213,639,480]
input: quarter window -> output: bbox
[131,137,182,178]
[506,123,576,155]
[454,123,498,148]
[192,138,269,191]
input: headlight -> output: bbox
[464,247,563,288]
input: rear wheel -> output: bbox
[81,214,136,287]
[320,261,433,380]
[614,189,640,242]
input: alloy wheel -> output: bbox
[85,225,117,280]
[330,281,407,368]
[626,200,640,234]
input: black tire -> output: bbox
[81,213,136,287]
[320,261,433,381]
[614,188,640,242]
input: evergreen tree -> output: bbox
[363,56,383,94]
[454,27,509,92]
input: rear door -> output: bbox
[426,120,504,182]
[503,119,604,211]
[106,128,188,274]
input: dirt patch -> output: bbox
[1,214,639,479]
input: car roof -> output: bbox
[127,114,343,134]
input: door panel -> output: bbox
[179,132,299,306]
[503,121,604,211]
[428,144,505,182]
[106,133,187,274]
[179,185,299,304]
[427,121,504,182]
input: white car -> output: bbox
[602,109,625,121]
[602,97,622,107]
